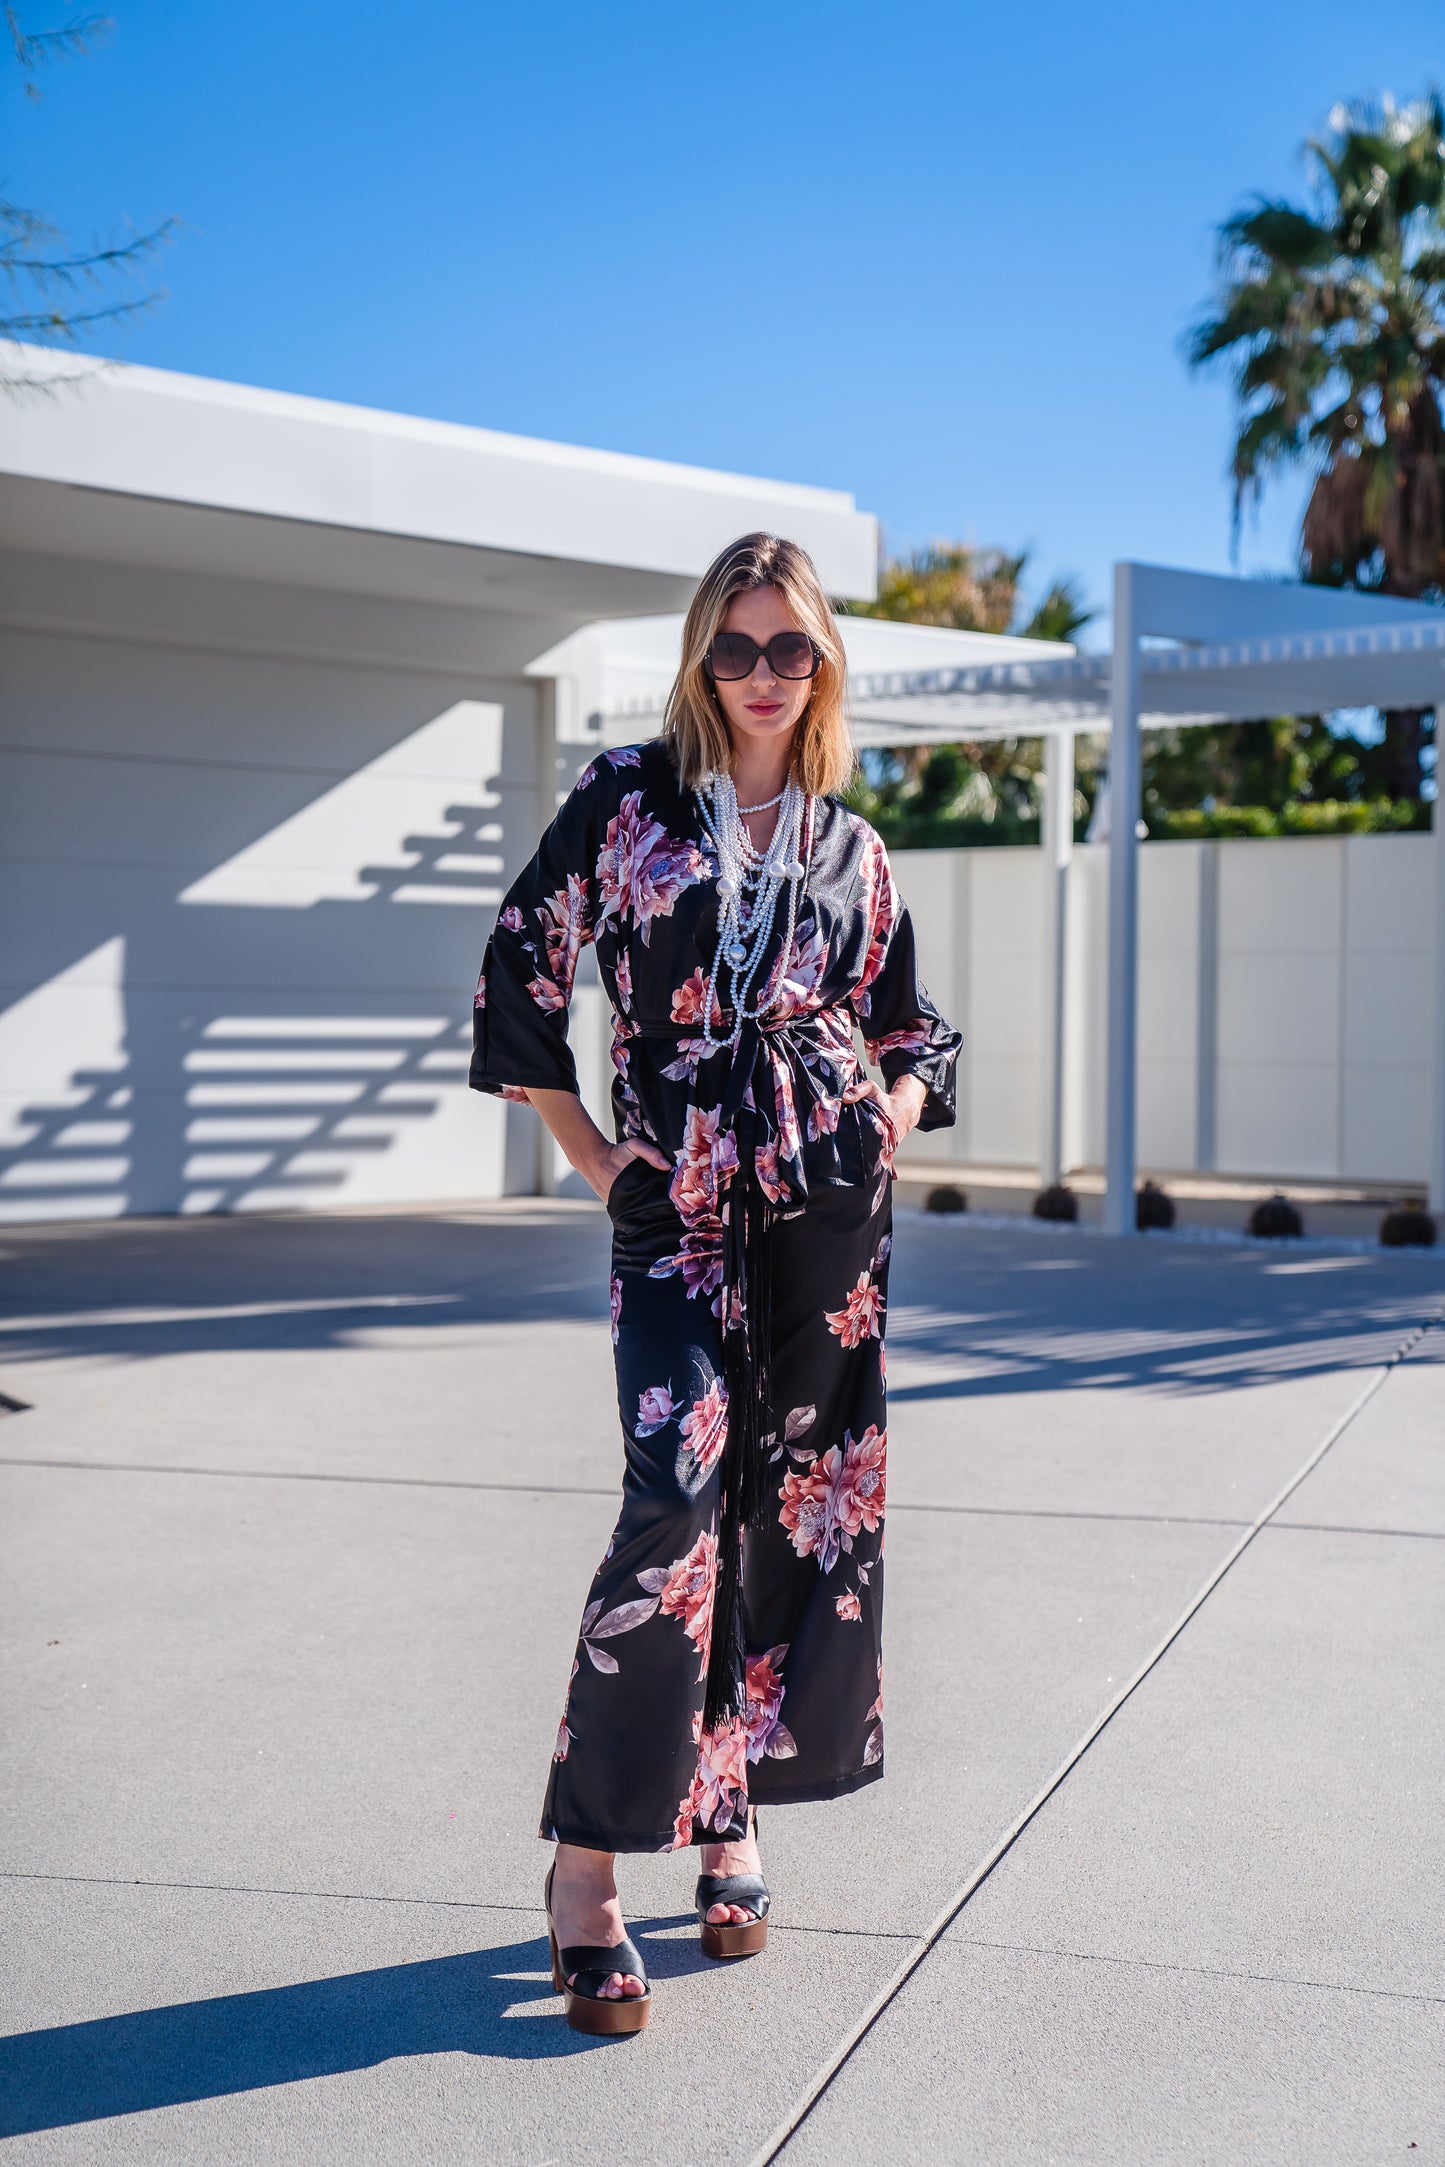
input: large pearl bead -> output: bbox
[718,876,736,899]
[727,942,747,967]
[783,859,805,880]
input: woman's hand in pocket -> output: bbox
[591,1135,671,1205]
[842,1076,925,1170]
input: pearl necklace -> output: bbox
[694,771,810,1052]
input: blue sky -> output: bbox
[6,0,1442,636]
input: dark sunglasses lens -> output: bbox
[710,632,759,680]
[769,633,817,678]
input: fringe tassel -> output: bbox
[702,1151,774,1731]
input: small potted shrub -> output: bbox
[925,1185,968,1214]
[1249,1192,1304,1240]
[1379,1203,1437,1248]
[1033,1182,1078,1223]
[1136,1179,1176,1231]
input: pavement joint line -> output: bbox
[1261,1518,1445,1541]
[944,1933,1445,2007]
[0,1456,1279,1534]
[0,1870,918,1939]
[5,1457,1437,1543]
[749,1296,1445,2167]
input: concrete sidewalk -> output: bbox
[1,1204,1441,2164]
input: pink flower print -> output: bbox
[660,1039,719,1085]
[863,1656,884,1766]
[867,1024,933,1062]
[499,905,524,933]
[597,792,707,946]
[607,746,643,770]
[835,1590,862,1623]
[539,874,591,998]
[838,1424,887,1537]
[609,1272,622,1345]
[473,971,487,1010]
[687,1715,750,1834]
[679,1376,728,1483]
[650,1526,717,1678]
[764,918,828,1022]
[754,1137,787,1204]
[614,945,633,1014]
[826,1271,886,1347]
[555,1655,579,1761]
[525,974,567,1014]
[778,1445,851,1573]
[779,1425,886,1573]
[636,1383,677,1437]
[847,827,897,1004]
[766,1043,803,1166]
[806,1090,842,1143]
[649,1221,724,1304]
[669,1103,738,1228]
[670,968,723,1029]
[744,1644,797,1761]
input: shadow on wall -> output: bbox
[0,701,550,1223]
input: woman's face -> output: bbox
[709,586,815,758]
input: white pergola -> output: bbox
[849,565,1445,1226]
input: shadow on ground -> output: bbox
[0,1913,709,2135]
[1,1210,1441,1399]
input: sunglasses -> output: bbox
[705,629,821,682]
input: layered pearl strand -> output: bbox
[693,770,810,1053]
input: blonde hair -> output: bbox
[662,532,855,797]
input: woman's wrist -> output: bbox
[887,1076,927,1141]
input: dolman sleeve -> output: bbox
[469,766,601,1100]
[846,828,962,1131]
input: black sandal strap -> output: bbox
[695,1872,770,1919]
[558,1937,649,1995]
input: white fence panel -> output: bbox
[895,832,1435,1189]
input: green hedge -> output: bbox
[866,799,1429,850]
[1146,798,1428,840]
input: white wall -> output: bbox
[893,833,1436,1188]
[4,606,1432,1227]
[0,558,593,1222]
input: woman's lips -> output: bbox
[745,701,783,715]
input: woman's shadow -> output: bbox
[0,1913,707,2137]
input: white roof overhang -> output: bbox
[0,345,880,619]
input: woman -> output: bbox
[470,531,961,2034]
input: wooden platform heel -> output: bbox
[695,1808,770,1959]
[543,1862,651,2036]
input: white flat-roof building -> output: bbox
[1,351,1055,1221]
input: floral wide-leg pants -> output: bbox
[540,1160,891,1854]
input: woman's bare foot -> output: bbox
[699,1806,762,1925]
[549,1843,647,1999]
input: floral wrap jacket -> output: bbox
[469,737,962,1843]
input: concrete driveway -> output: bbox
[1,1202,1442,2164]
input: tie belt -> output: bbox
[622,1007,864,1731]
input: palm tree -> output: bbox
[1187,92,1445,795]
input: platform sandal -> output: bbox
[543,1862,651,2036]
[695,1808,770,1959]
